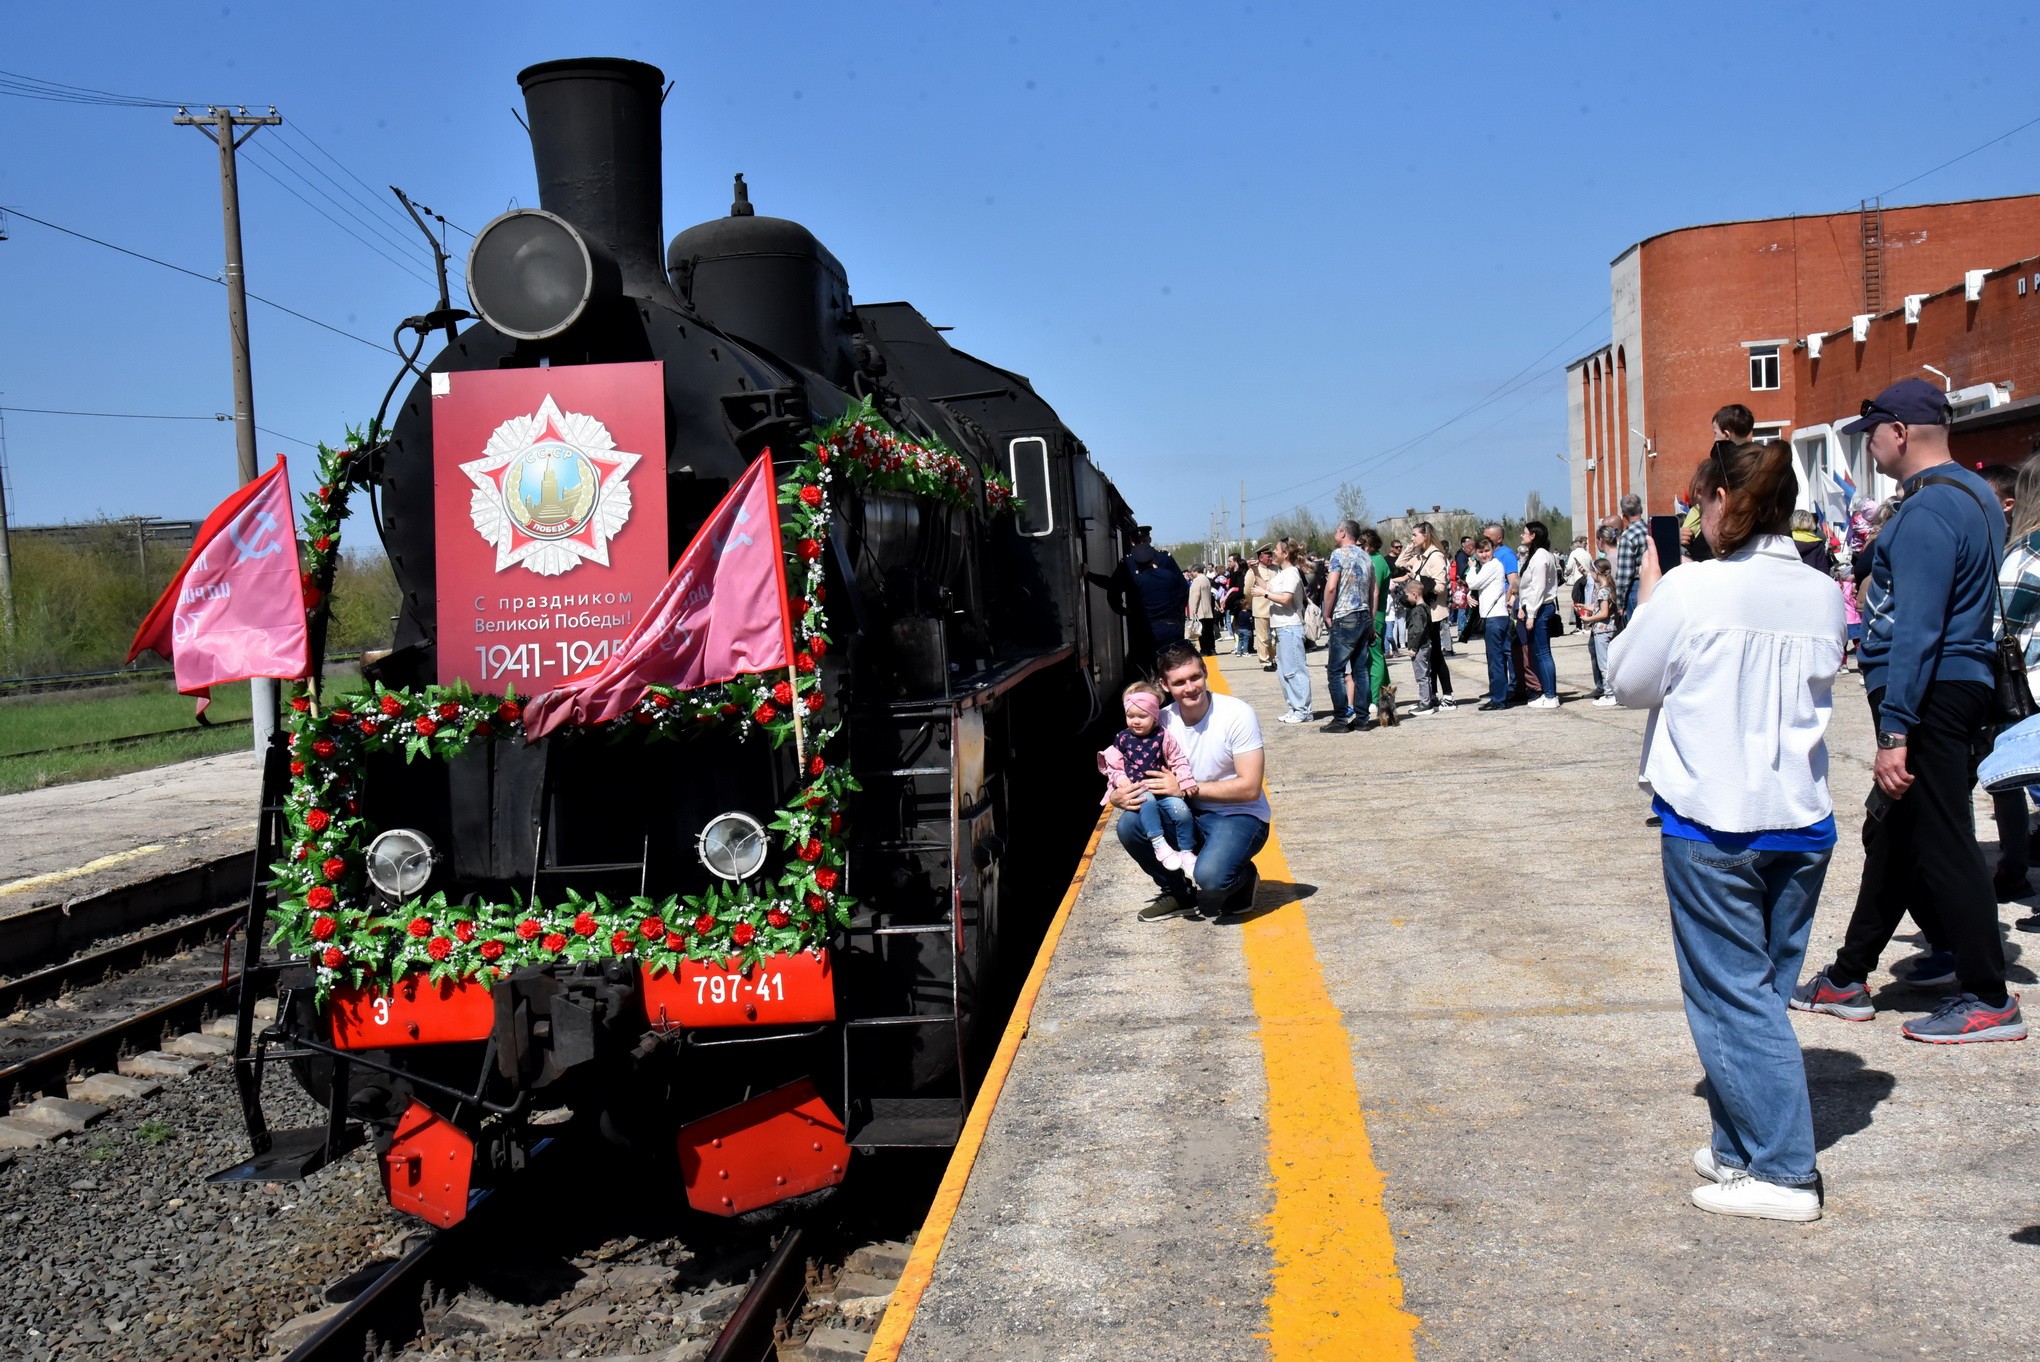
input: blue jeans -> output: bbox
[1129,794,1196,852]
[1481,614,1513,705]
[1661,835,1831,1188]
[1324,612,1372,721]
[1232,618,1253,654]
[1520,603,1557,695]
[1273,625,1310,717]
[1118,806,1271,910]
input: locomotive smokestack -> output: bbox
[516,58,670,300]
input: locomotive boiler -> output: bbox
[215,56,1138,1229]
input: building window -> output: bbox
[1755,423,1789,444]
[1748,345,1781,391]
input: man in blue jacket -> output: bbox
[1793,379,2024,1043]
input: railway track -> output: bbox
[0,716,252,763]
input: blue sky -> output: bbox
[3,1,2038,544]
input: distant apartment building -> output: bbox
[1568,194,2040,525]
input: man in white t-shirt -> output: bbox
[1108,641,1273,922]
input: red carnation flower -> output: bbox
[805,893,825,912]
[799,484,823,507]
[479,939,505,961]
[497,701,522,723]
[651,692,672,709]
[436,702,459,720]
[794,598,810,616]
[640,916,665,940]
[694,913,717,936]
[767,909,790,929]
[796,653,816,674]
[732,922,757,946]
[814,586,826,604]
[806,691,824,712]
[696,712,716,724]
[798,838,823,863]
[310,914,338,941]
[322,946,345,969]
[289,761,305,776]
[454,920,477,943]
[305,808,331,832]
[753,703,777,725]
[611,930,635,954]
[358,719,380,736]
[408,917,431,938]
[330,707,353,722]
[312,739,336,759]
[809,756,826,777]
[720,703,740,716]
[379,694,403,717]
[633,710,655,726]
[815,867,839,891]
[414,716,439,737]
[797,537,822,560]
[474,721,494,738]
[294,843,311,862]
[322,857,347,883]
[572,911,598,937]
[290,696,311,713]
[427,936,452,961]
[665,932,685,950]
[773,681,794,706]
[818,447,831,464]
[516,918,541,940]
[806,795,825,809]
[542,932,567,952]
[306,886,336,910]
[317,486,331,502]
[829,812,843,833]
[303,584,325,609]
[347,798,359,814]
[810,637,827,657]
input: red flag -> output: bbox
[522,454,795,738]
[129,455,309,713]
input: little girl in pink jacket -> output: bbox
[1099,686,1200,878]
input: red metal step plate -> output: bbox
[676,1078,852,1216]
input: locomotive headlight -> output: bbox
[466,208,618,341]
[697,812,769,881]
[365,828,438,899]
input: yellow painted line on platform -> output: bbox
[1207,663,1419,1361]
[864,806,1111,1362]
[0,844,167,899]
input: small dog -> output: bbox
[1376,683,1398,728]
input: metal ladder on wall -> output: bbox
[839,703,970,1150]
[1861,198,1885,314]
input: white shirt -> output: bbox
[1466,557,1508,616]
[1566,546,1594,584]
[1517,547,1559,615]
[1605,535,1846,832]
[1266,566,1303,628]
[1163,691,1270,822]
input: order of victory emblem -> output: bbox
[461,394,642,576]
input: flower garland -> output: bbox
[272,399,1009,1000]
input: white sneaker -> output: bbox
[1530,695,1560,709]
[1437,696,1457,710]
[1692,1147,1734,1183]
[1592,695,1620,707]
[1277,713,1308,725]
[1690,1170,1821,1222]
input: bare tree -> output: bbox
[1333,481,1371,530]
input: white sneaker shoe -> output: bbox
[1277,713,1308,724]
[1692,1147,1734,1183]
[1592,694,1620,707]
[1530,695,1560,709]
[1690,1170,1821,1222]
[1437,696,1457,710]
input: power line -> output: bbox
[239,141,438,286]
[1872,109,2040,203]
[0,205,400,354]
[255,135,435,261]
[0,68,198,109]
[0,406,318,448]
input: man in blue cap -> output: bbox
[1793,378,2025,1042]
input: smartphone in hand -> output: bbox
[1647,515,1683,571]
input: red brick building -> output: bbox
[1568,194,2040,526]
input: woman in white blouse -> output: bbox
[1514,520,1561,708]
[1605,441,1846,1223]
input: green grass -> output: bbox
[135,1120,174,1146]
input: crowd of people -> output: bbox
[1103,378,2040,1230]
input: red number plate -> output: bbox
[328,971,496,1049]
[642,950,836,1028]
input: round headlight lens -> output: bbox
[365,828,438,898]
[697,812,769,881]
[466,208,595,340]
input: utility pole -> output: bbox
[176,104,283,749]
[0,404,15,641]
[1239,481,1247,554]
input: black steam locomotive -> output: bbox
[216,57,1137,1227]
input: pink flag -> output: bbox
[522,453,795,738]
[129,455,308,712]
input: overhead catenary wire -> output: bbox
[0,406,317,449]
[0,205,402,355]
[249,135,437,267]
[237,141,439,288]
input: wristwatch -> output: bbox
[1876,731,1908,749]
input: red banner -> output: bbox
[431,362,669,690]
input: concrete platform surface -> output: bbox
[890,633,2040,1360]
[0,750,259,914]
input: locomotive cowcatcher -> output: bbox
[212,57,1141,1230]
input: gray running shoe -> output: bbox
[1892,951,1956,987]
[1137,894,1196,924]
[1900,993,2028,1044]
[1788,970,1875,1021]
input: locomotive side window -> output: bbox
[1009,436,1053,537]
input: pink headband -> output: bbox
[1124,690,1162,719]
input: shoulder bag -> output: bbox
[1909,474,2034,725]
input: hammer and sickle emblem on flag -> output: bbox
[712,504,755,558]
[228,509,283,564]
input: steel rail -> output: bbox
[0,902,246,1015]
[0,977,236,1110]
[0,851,255,975]
[706,1226,809,1362]
[1,717,251,762]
